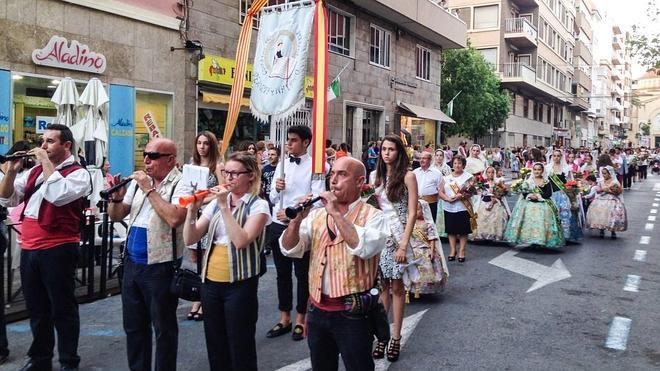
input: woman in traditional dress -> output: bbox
[580,153,596,178]
[504,162,565,249]
[548,149,583,243]
[585,166,627,238]
[471,166,509,242]
[465,144,487,177]
[432,149,451,237]
[438,155,474,262]
[409,200,448,296]
[371,134,418,362]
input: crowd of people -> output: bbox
[0,123,659,371]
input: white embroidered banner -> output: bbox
[250,3,315,124]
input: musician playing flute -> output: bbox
[0,124,91,371]
[107,138,190,371]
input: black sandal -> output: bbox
[373,341,386,359]
[447,255,456,261]
[387,337,401,362]
[186,309,198,321]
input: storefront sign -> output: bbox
[199,54,313,98]
[32,36,107,74]
[108,85,135,177]
[35,116,56,134]
[142,112,162,139]
[0,70,11,153]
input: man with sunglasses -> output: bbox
[0,124,91,371]
[108,138,190,371]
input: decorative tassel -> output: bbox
[414,285,420,299]
[405,289,410,304]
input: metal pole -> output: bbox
[278,116,286,209]
[99,200,109,296]
[86,211,95,301]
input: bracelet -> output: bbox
[110,199,124,204]
[145,187,156,198]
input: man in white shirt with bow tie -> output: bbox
[266,125,327,342]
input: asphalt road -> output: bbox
[4,176,660,371]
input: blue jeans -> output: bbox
[121,259,178,371]
[20,243,80,369]
[201,276,259,371]
[307,303,375,371]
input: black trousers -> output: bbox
[428,201,438,223]
[201,277,259,371]
[121,259,178,371]
[0,224,8,358]
[639,165,648,179]
[267,223,310,314]
[307,303,374,371]
[20,243,80,368]
[624,170,633,188]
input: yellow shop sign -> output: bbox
[199,54,313,98]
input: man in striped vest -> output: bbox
[280,157,389,371]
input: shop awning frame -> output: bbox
[398,102,455,123]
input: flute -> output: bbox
[0,153,35,164]
[99,178,132,200]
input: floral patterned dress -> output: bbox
[471,182,509,241]
[504,181,565,249]
[585,182,627,232]
[548,169,583,243]
[410,201,448,295]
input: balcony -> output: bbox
[574,40,593,63]
[576,12,593,40]
[598,125,608,135]
[612,116,622,127]
[502,62,537,84]
[570,95,590,110]
[612,84,624,97]
[610,100,623,112]
[624,100,631,109]
[510,0,539,7]
[612,52,622,65]
[574,69,592,91]
[500,63,569,102]
[611,68,622,81]
[359,0,467,48]
[504,18,538,48]
[612,36,622,50]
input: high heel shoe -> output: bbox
[387,337,401,362]
[458,257,466,263]
[447,255,456,261]
[373,340,386,359]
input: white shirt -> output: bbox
[123,178,191,228]
[269,153,328,225]
[441,171,472,213]
[413,166,442,197]
[201,193,272,245]
[280,199,388,295]
[0,155,91,219]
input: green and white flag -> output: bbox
[327,77,341,102]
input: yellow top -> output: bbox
[206,244,230,283]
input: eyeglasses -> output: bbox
[221,170,251,178]
[143,151,173,160]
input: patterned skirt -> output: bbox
[504,197,565,249]
[380,221,420,286]
[411,245,447,295]
[471,199,509,241]
[551,190,583,243]
[435,200,447,238]
[586,194,628,232]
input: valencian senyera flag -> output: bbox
[250,3,315,124]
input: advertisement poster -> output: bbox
[0,70,11,154]
[108,84,135,177]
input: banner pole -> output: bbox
[278,116,286,209]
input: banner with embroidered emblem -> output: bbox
[250,2,315,124]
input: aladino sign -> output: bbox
[32,36,106,74]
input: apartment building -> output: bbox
[629,70,660,148]
[447,0,594,148]
[186,0,466,159]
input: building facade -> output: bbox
[0,0,188,176]
[186,0,466,159]
[629,69,660,148]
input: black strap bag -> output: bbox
[169,226,202,301]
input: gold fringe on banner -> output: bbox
[220,0,268,156]
[311,0,328,174]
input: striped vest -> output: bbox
[308,201,381,302]
[201,194,265,283]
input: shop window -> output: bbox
[369,25,391,68]
[416,45,431,81]
[11,74,86,144]
[328,7,353,57]
[473,4,498,29]
[134,90,173,171]
[198,108,263,151]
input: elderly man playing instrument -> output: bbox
[280,157,389,371]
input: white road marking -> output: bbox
[623,275,641,292]
[649,216,657,222]
[645,223,655,231]
[276,310,428,371]
[633,250,647,262]
[605,317,632,350]
[640,236,651,245]
[654,203,660,207]
[489,250,571,293]
[651,209,658,214]
[654,198,660,201]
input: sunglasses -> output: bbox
[143,151,173,160]
[221,170,251,178]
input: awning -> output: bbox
[200,90,250,107]
[398,102,455,123]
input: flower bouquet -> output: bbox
[360,183,378,208]
[492,182,509,199]
[518,167,531,180]
[510,179,539,195]
[563,180,581,211]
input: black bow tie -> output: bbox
[289,156,301,165]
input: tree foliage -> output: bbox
[441,47,510,141]
[641,121,651,136]
[630,0,660,70]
